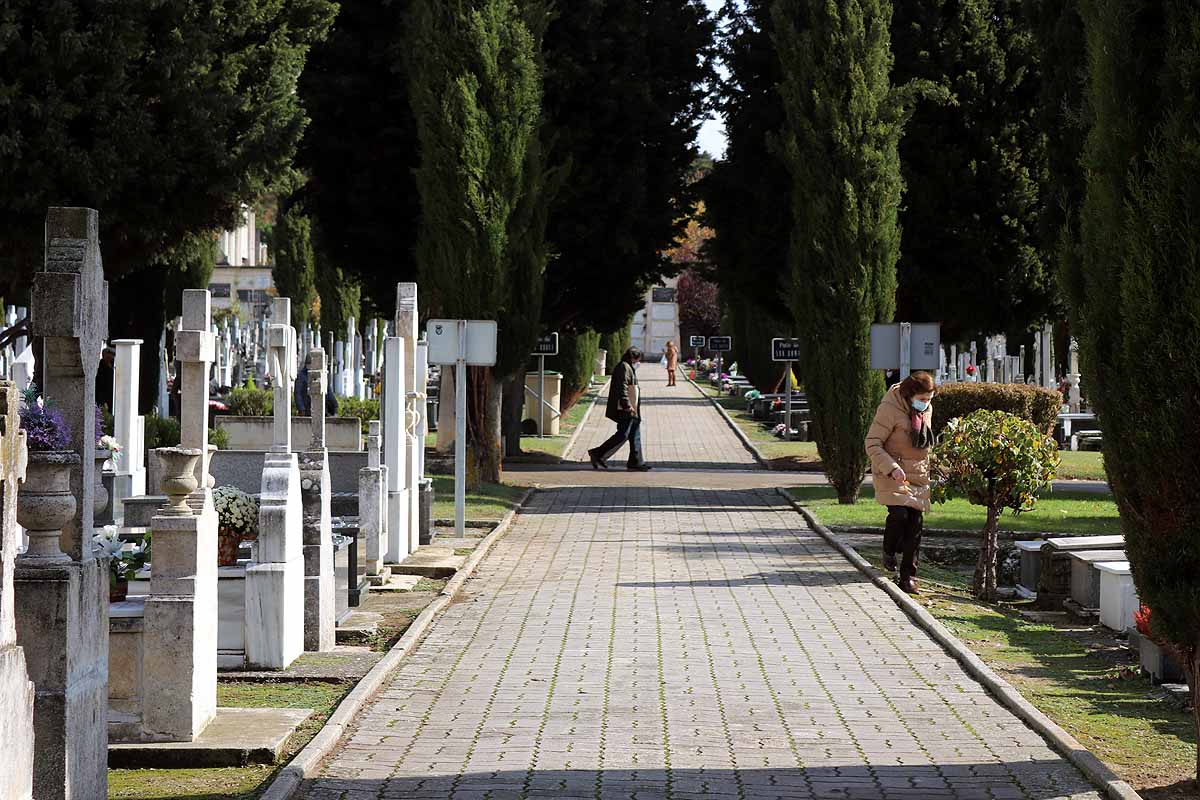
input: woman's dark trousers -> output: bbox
[883,506,924,585]
[593,416,644,466]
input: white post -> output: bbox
[111,339,146,519]
[538,355,546,437]
[382,337,408,562]
[455,320,467,537]
[899,322,912,379]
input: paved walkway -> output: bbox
[298,374,1103,800]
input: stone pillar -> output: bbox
[353,333,365,400]
[300,349,334,652]
[381,337,408,563]
[396,284,421,554]
[415,341,429,487]
[1068,339,1082,413]
[16,207,109,800]
[245,299,303,669]
[0,382,34,800]
[111,339,146,520]
[360,420,388,577]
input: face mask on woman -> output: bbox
[911,397,930,412]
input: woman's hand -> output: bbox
[891,467,907,483]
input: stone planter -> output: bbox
[17,450,80,563]
[217,526,254,568]
[94,448,112,516]
[154,446,202,516]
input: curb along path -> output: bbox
[298,485,1105,800]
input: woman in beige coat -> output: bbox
[864,371,936,593]
[664,341,679,387]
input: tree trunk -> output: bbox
[836,480,861,504]
[465,369,501,488]
[436,368,455,453]
[974,506,1001,601]
[1185,648,1200,789]
[500,366,526,458]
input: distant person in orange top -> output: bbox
[664,341,679,387]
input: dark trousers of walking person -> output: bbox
[594,415,644,467]
[883,506,923,587]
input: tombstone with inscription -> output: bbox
[300,348,335,652]
[0,381,34,800]
[15,207,110,800]
[396,284,421,553]
[244,298,304,669]
[382,336,409,562]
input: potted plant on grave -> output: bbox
[1134,604,1188,685]
[16,384,79,562]
[212,485,259,567]
[92,525,150,602]
[931,410,1060,601]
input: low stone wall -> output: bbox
[210,450,368,495]
[213,416,363,452]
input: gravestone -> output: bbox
[16,207,109,799]
[396,283,421,553]
[0,381,34,800]
[360,420,388,578]
[140,290,218,740]
[300,348,335,652]
[244,298,304,669]
[1068,339,1082,413]
[381,336,409,562]
[111,339,146,521]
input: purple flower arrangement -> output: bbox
[19,384,72,451]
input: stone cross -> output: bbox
[267,298,296,453]
[19,207,110,799]
[176,290,216,498]
[307,349,327,451]
[29,207,108,559]
[0,381,34,800]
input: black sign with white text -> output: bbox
[708,336,732,353]
[532,333,559,357]
[689,335,706,347]
[772,338,802,362]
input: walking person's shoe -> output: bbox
[588,448,608,470]
[899,579,920,595]
[627,463,653,472]
[882,552,898,572]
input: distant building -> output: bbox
[630,277,680,359]
[209,204,275,318]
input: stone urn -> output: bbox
[94,447,111,516]
[17,450,81,563]
[155,446,202,516]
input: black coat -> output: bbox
[605,360,639,422]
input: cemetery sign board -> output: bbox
[772,338,803,362]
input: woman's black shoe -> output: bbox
[627,463,653,472]
[882,553,898,572]
[588,449,608,470]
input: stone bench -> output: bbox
[1097,561,1138,632]
[1036,534,1125,610]
[1068,549,1126,610]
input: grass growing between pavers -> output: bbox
[787,485,1121,536]
[108,681,352,800]
[430,475,526,522]
[845,543,1197,797]
[695,381,822,468]
[515,386,602,459]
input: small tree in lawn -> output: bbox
[932,410,1060,601]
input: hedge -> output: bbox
[932,383,1062,436]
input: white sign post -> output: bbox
[772,338,802,438]
[426,320,497,536]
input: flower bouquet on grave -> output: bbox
[212,485,260,567]
[93,525,149,602]
[19,384,71,451]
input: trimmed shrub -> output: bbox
[228,379,274,417]
[547,330,600,410]
[600,326,631,375]
[932,383,1061,436]
[208,426,230,450]
[144,413,181,449]
[337,397,380,435]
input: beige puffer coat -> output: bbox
[865,385,934,512]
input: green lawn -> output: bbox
[849,542,1195,793]
[787,485,1121,536]
[430,475,526,521]
[696,381,822,467]
[516,385,601,459]
[109,681,352,799]
[1057,449,1107,481]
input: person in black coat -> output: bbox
[294,352,339,417]
[588,347,651,471]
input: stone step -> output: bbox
[336,611,382,645]
[365,566,393,586]
[387,546,465,579]
[108,707,313,768]
[372,573,422,592]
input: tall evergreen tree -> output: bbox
[772,0,910,503]
[540,0,715,335]
[703,0,795,389]
[270,203,319,330]
[891,0,1053,341]
[1075,0,1200,776]
[407,0,547,484]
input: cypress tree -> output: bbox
[1076,0,1200,777]
[270,204,319,330]
[407,0,545,484]
[771,0,909,503]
